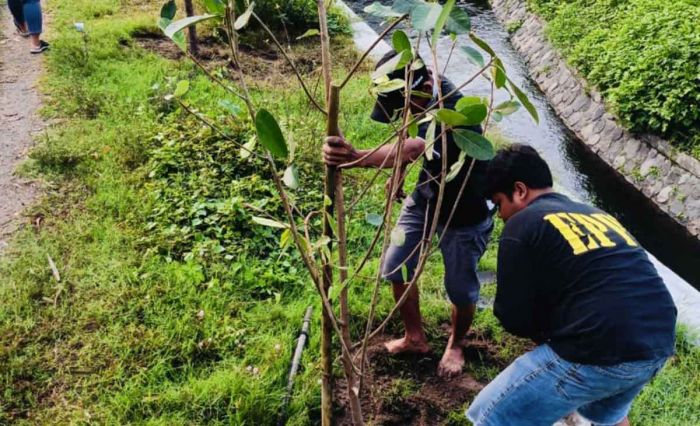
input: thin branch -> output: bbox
[338,14,409,90]
[185,50,246,102]
[251,12,327,115]
[176,99,262,160]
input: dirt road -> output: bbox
[0,5,43,251]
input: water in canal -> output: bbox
[347,0,700,288]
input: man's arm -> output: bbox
[322,136,424,168]
[494,237,545,341]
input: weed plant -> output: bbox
[529,0,700,159]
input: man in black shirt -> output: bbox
[322,51,493,377]
[466,145,676,426]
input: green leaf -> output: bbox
[458,103,488,125]
[296,29,320,40]
[372,79,405,95]
[408,112,419,138]
[173,80,190,97]
[254,109,288,159]
[160,0,176,20]
[461,46,484,68]
[411,2,442,32]
[401,264,409,282]
[365,213,383,227]
[201,0,225,15]
[283,164,299,190]
[234,1,255,30]
[431,0,455,47]
[445,7,470,34]
[453,129,495,160]
[239,135,256,160]
[491,111,503,122]
[424,118,436,161]
[392,30,411,54]
[280,228,293,249]
[493,58,506,89]
[469,33,495,57]
[393,0,421,14]
[508,79,539,124]
[313,235,332,251]
[410,90,432,99]
[371,50,412,80]
[456,96,486,110]
[411,58,425,71]
[445,156,465,182]
[218,99,242,116]
[364,2,402,18]
[252,216,289,229]
[391,227,406,247]
[494,100,521,116]
[164,14,216,44]
[436,109,469,126]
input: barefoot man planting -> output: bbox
[322,51,493,378]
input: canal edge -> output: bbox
[488,0,700,242]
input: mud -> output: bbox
[335,333,503,425]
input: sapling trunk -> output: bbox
[183,0,198,56]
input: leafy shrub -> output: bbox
[246,0,350,38]
[529,0,700,157]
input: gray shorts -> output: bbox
[381,197,493,306]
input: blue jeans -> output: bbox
[22,0,43,35]
[381,196,493,306]
[8,0,24,27]
[467,344,668,426]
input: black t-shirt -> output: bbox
[411,78,490,227]
[495,192,677,365]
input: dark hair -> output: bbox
[485,144,553,199]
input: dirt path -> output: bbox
[0,5,43,251]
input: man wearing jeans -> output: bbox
[467,145,677,425]
[322,50,493,377]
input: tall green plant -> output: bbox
[156,0,538,423]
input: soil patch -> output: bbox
[130,30,361,90]
[0,5,43,252]
[335,332,507,425]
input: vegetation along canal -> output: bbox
[348,0,700,288]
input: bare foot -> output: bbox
[438,345,465,378]
[384,336,431,354]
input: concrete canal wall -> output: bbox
[489,0,700,241]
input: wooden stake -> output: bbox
[320,85,340,426]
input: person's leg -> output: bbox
[381,197,431,354]
[575,357,669,426]
[466,344,579,426]
[8,0,26,32]
[437,215,493,377]
[438,303,476,377]
[384,280,430,353]
[23,0,44,50]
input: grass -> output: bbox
[0,0,698,424]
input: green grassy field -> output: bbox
[0,0,698,424]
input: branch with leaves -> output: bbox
[154,0,538,424]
